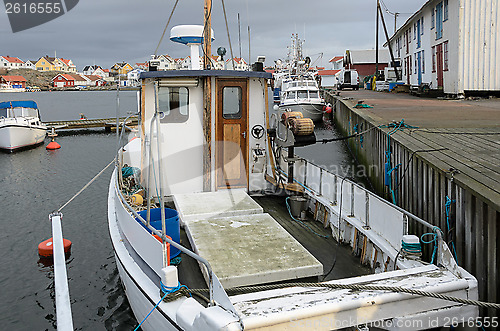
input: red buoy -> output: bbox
[38,237,72,257]
[46,141,61,150]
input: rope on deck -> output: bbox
[165,281,500,310]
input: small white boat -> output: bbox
[0,100,47,151]
[274,34,325,122]
[279,74,325,121]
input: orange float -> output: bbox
[38,237,72,257]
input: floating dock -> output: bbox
[43,116,138,131]
[325,89,500,318]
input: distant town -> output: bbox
[0,54,276,92]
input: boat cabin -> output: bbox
[137,70,272,196]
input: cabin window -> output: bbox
[0,109,7,118]
[297,91,308,99]
[286,91,296,100]
[222,86,242,119]
[309,91,319,99]
[158,86,189,123]
[23,108,38,117]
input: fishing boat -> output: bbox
[107,5,479,330]
[0,100,47,151]
[274,34,325,122]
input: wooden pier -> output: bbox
[325,89,500,318]
[43,116,138,132]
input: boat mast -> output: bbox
[203,0,212,191]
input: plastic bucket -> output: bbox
[137,208,181,257]
[289,196,307,219]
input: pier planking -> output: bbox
[327,89,500,318]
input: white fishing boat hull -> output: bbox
[0,121,46,151]
[279,102,324,122]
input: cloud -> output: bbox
[1,0,426,69]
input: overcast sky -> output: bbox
[1,0,427,69]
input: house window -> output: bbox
[443,41,449,71]
[431,7,435,29]
[408,27,411,42]
[158,86,189,123]
[421,17,424,34]
[414,23,416,39]
[421,50,425,73]
[414,54,418,74]
[432,46,436,72]
[409,55,412,75]
[444,0,449,21]
[436,2,443,39]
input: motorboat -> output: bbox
[0,100,47,151]
[107,6,478,331]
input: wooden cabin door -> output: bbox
[215,79,248,189]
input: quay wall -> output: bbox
[326,93,500,318]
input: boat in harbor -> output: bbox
[274,34,325,122]
[0,100,47,151]
[107,5,479,330]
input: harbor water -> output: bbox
[0,91,361,330]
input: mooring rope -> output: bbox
[57,159,115,212]
[165,281,500,310]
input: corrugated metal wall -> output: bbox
[329,95,500,318]
[461,0,500,91]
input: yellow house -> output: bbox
[35,56,56,71]
[110,62,134,75]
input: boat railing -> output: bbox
[114,117,233,310]
[114,172,236,310]
[277,156,454,266]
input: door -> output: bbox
[436,43,444,88]
[216,79,248,189]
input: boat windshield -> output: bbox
[23,108,38,117]
[158,87,189,123]
[0,108,7,118]
[309,91,319,98]
[286,91,296,99]
[297,91,308,99]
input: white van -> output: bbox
[337,69,359,90]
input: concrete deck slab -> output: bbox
[185,213,323,288]
[173,189,263,224]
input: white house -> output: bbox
[329,56,344,70]
[127,69,144,87]
[225,57,249,71]
[23,60,37,70]
[0,56,24,69]
[387,0,500,95]
[92,67,108,78]
[149,54,177,70]
[83,65,101,76]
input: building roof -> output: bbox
[86,75,103,81]
[328,56,343,63]
[346,50,391,64]
[1,75,27,82]
[59,58,73,66]
[318,69,341,76]
[52,74,76,81]
[387,0,434,44]
[69,74,85,81]
[2,56,24,64]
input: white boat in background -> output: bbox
[274,34,325,122]
[107,5,479,331]
[0,100,47,151]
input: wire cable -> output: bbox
[154,0,180,56]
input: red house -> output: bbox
[52,74,75,87]
[0,75,27,89]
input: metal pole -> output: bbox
[378,3,400,80]
[238,13,242,60]
[50,212,74,331]
[116,79,120,148]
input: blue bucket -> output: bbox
[137,208,181,258]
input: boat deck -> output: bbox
[174,191,371,292]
